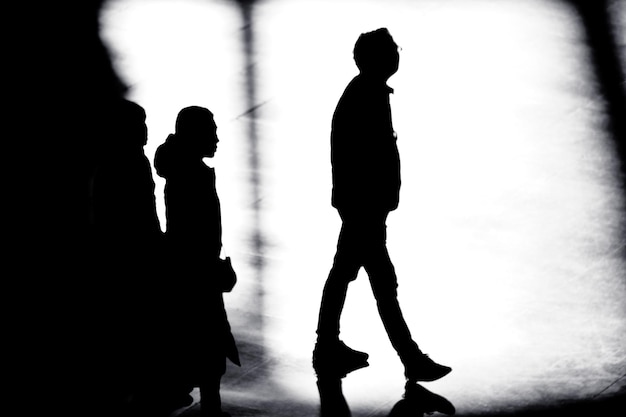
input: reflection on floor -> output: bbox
[101,0,626,415]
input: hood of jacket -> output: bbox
[154,133,182,179]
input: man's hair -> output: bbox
[353,28,397,72]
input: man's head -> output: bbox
[175,105,219,158]
[353,28,400,80]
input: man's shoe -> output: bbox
[405,352,451,382]
[313,340,369,378]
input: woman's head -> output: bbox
[175,106,219,157]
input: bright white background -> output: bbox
[101,0,626,414]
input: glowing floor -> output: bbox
[101,0,626,415]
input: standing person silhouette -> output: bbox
[154,106,240,417]
[90,99,165,417]
[313,28,452,386]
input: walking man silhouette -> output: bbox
[313,28,452,385]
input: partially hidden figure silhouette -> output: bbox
[313,27,452,395]
[154,106,240,417]
[90,99,166,417]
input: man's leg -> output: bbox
[364,219,451,382]
[314,221,369,377]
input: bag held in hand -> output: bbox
[217,256,237,292]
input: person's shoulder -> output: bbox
[345,75,363,90]
[339,75,367,101]
[344,74,392,97]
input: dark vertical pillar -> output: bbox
[232,0,269,384]
[568,0,626,184]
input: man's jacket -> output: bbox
[331,74,401,214]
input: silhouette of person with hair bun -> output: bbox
[154,106,240,417]
[313,28,452,387]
